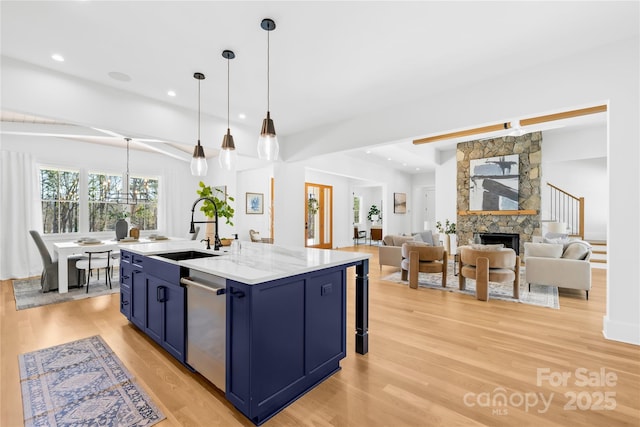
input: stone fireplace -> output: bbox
[456,132,542,255]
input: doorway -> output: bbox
[305,182,333,248]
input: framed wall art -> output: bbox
[469,154,519,211]
[393,192,407,214]
[246,192,264,214]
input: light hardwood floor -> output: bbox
[2,245,638,426]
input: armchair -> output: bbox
[400,242,448,289]
[458,246,520,301]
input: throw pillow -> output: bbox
[413,233,424,242]
[562,242,590,260]
[419,231,434,246]
[524,242,563,258]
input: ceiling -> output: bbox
[1,1,633,173]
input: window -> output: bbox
[40,167,159,234]
[353,195,362,224]
[128,176,158,231]
[40,168,80,233]
[88,172,123,232]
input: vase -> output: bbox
[115,219,128,241]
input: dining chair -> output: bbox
[29,230,85,292]
[76,249,118,293]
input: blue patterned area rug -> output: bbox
[19,335,165,427]
[382,262,559,309]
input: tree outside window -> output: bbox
[40,168,79,233]
[41,168,159,234]
[89,172,122,232]
[128,176,158,231]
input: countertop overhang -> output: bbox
[122,241,370,284]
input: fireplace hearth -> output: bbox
[479,233,520,255]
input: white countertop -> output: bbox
[122,241,370,284]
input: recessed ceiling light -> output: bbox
[416,167,421,171]
[108,71,132,82]
[167,90,176,97]
[365,150,371,154]
[403,163,407,166]
[387,157,392,161]
[51,54,64,62]
[238,113,246,120]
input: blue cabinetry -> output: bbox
[226,265,346,425]
[119,251,186,364]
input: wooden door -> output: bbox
[305,183,333,248]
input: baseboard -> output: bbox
[602,315,640,345]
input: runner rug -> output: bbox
[19,335,165,427]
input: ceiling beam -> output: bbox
[412,104,607,145]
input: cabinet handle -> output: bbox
[229,288,245,298]
[157,286,167,302]
[121,275,130,280]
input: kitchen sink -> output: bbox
[155,251,219,261]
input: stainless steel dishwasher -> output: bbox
[181,270,226,392]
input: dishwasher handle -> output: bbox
[180,277,226,295]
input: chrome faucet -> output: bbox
[190,197,222,251]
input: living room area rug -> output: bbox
[12,275,120,311]
[382,262,559,309]
[18,335,165,427]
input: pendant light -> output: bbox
[257,18,279,161]
[219,50,237,170]
[190,72,208,176]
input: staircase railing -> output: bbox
[547,182,584,239]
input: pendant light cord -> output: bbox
[227,56,230,129]
[197,79,201,141]
[267,28,270,112]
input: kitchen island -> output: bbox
[118,241,370,425]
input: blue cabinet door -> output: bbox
[130,269,146,330]
[162,282,185,362]
[145,276,164,345]
[305,269,346,374]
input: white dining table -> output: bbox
[53,238,180,293]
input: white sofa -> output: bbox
[378,231,440,271]
[524,241,592,299]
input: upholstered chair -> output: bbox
[400,242,448,289]
[458,246,520,301]
[29,230,85,292]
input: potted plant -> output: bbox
[436,219,456,254]
[196,182,235,243]
[367,205,381,224]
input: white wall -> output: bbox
[411,172,436,233]
[434,149,458,231]
[236,167,272,242]
[541,124,608,240]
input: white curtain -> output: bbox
[0,150,43,280]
